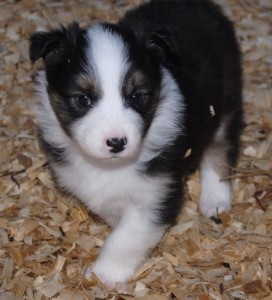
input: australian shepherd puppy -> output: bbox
[29,0,243,287]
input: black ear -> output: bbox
[29,22,81,62]
[145,29,180,61]
[29,31,62,62]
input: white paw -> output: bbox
[199,194,231,218]
[84,256,135,289]
[199,181,231,218]
[199,156,232,218]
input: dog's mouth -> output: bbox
[104,146,143,166]
[108,151,134,162]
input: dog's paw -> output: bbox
[199,194,231,218]
[199,181,231,218]
[84,257,135,289]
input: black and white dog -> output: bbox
[30,0,243,287]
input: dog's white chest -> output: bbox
[52,152,170,227]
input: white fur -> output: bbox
[54,151,173,226]
[34,71,69,150]
[139,67,184,165]
[199,157,231,218]
[86,209,166,287]
[55,149,171,285]
[199,122,232,218]
[72,25,143,161]
[34,27,184,286]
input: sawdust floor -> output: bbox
[0,0,271,299]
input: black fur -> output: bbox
[30,23,96,135]
[119,0,243,223]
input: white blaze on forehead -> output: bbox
[70,24,143,161]
[87,25,129,102]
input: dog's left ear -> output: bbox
[145,29,180,61]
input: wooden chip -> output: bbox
[66,263,78,279]
[38,221,62,238]
[13,219,39,242]
[58,289,86,300]
[35,280,66,298]
[209,105,216,117]
[54,255,66,272]
[134,281,150,297]
[76,234,96,251]
[170,221,194,235]
[17,154,33,169]
[0,293,19,300]
[243,280,263,293]
[122,296,168,300]
[219,211,231,226]
[183,238,200,256]
[162,252,179,267]
[184,148,192,158]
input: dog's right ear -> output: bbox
[29,22,82,63]
[29,30,63,62]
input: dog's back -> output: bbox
[120,0,243,170]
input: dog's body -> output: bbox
[30,0,243,286]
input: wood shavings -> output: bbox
[34,279,66,298]
[12,219,39,242]
[58,289,86,300]
[65,263,78,279]
[170,221,195,235]
[244,145,257,157]
[54,255,66,272]
[9,248,27,267]
[2,258,14,286]
[209,105,215,117]
[0,293,19,300]
[76,234,96,251]
[25,245,61,261]
[229,291,247,299]
[134,257,163,279]
[184,148,192,158]
[114,282,134,295]
[38,222,62,238]
[134,281,150,297]
[162,252,179,267]
[0,228,9,245]
[0,0,272,299]
[122,295,168,300]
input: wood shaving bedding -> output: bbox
[0,0,271,299]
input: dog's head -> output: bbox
[30,22,181,163]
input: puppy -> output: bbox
[29,0,243,287]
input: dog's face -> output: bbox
[30,22,163,162]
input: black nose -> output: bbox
[106,137,127,153]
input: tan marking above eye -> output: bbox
[76,73,101,98]
[123,70,148,96]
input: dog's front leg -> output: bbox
[86,208,166,288]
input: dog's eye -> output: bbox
[76,95,92,107]
[130,92,150,102]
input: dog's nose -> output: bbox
[106,137,127,153]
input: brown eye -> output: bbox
[76,95,92,107]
